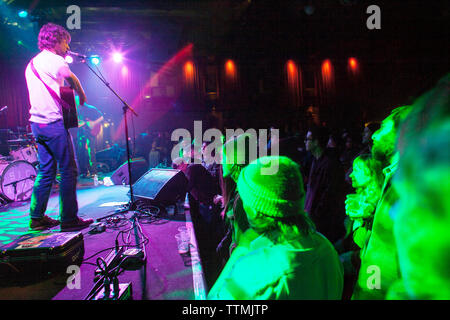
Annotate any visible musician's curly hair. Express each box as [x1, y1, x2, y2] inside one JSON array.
[[38, 23, 71, 51]]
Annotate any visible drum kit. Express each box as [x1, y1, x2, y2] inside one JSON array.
[[0, 129, 38, 204]]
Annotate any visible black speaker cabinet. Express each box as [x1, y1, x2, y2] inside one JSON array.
[[111, 158, 148, 185], [130, 168, 188, 206]]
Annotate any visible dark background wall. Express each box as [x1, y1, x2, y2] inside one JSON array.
[[0, 0, 448, 142]]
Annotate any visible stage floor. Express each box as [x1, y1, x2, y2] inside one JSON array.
[[0, 178, 206, 300]]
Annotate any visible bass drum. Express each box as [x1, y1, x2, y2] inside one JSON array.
[[0, 160, 37, 202]]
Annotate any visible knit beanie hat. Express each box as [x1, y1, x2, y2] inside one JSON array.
[[237, 156, 305, 222]]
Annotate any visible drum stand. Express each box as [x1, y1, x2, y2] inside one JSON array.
[[3, 174, 36, 202]]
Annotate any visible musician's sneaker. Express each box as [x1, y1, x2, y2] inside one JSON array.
[[60, 217, 94, 232], [29, 215, 60, 231]]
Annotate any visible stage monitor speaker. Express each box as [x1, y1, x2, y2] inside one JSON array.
[[111, 158, 148, 185], [130, 168, 188, 206]]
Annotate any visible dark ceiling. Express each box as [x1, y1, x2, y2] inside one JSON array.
[[0, 0, 448, 129], [1, 0, 448, 64]]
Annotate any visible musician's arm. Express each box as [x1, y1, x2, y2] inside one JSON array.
[[58, 65, 87, 105], [86, 115, 104, 130]]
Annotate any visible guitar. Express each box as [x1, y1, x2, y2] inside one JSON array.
[[59, 86, 79, 129], [30, 60, 79, 130]]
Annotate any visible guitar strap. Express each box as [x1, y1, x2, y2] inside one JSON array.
[[30, 59, 71, 112]]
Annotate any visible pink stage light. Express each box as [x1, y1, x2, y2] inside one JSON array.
[[121, 65, 128, 77], [112, 52, 123, 63]]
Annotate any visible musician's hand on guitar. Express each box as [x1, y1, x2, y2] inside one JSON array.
[[79, 93, 87, 106], [62, 67, 87, 106]]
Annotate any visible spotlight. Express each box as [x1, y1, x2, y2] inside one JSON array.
[[287, 60, 296, 73], [18, 10, 28, 18], [90, 55, 100, 65], [349, 57, 358, 69], [65, 55, 73, 64], [112, 52, 123, 63], [225, 59, 235, 73]]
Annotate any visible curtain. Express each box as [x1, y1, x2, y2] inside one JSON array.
[[0, 61, 30, 130]]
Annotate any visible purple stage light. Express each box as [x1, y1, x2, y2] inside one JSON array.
[[112, 52, 123, 63]]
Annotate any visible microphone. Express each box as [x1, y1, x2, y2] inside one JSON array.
[[0, 106, 7, 113], [67, 51, 87, 59]]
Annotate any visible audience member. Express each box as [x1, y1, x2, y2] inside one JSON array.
[[327, 131, 342, 160], [148, 139, 160, 169], [360, 121, 381, 155], [346, 154, 384, 249], [333, 153, 383, 299], [214, 134, 252, 264], [339, 133, 360, 173], [304, 126, 347, 243], [178, 141, 224, 290], [352, 105, 413, 300], [207, 156, 344, 300], [201, 141, 221, 181], [388, 74, 449, 299]]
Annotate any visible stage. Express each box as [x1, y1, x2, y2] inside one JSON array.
[[0, 176, 207, 300]]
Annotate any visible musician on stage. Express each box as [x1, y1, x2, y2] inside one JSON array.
[[75, 96, 104, 184], [25, 23, 93, 231]]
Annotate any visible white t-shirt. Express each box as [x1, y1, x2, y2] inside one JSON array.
[[25, 49, 69, 124]]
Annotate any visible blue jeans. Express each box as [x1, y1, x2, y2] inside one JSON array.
[[30, 120, 78, 223]]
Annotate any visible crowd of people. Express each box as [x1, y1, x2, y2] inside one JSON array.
[[95, 72, 447, 300], [166, 73, 449, 300]]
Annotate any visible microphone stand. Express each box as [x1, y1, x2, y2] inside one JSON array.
[[78, 57, 148, 299], [80, 58, 138, 218]]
